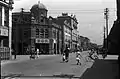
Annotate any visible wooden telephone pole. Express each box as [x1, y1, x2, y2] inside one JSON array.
[[104, 8, 109, 50]]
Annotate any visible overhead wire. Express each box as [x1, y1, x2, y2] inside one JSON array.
[[13, 8, 116, 12], [12, 8, 116, 25]]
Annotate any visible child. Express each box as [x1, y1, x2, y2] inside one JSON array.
[[62, 53, 66, 62], [76, 49, 82, 65]]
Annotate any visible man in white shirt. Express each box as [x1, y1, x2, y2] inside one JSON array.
[[36, 48, 39, 58]]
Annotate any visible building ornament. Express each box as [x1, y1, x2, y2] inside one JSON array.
[[64, 20, 70, 27]]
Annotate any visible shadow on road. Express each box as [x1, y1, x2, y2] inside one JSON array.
[[81, 59, 119, 79]]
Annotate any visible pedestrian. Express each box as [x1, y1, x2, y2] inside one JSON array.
[[36, 48, 39, 58], [12, 49, 17, 59], [64, 46, 70, 62], [76, 49, 82, 65]]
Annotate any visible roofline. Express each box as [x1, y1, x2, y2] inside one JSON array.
[[12, 11, 31, 15], [0, 1, 9, 7], [31, 3, 48, 11], [0, 1, 8, 5], [57, 15, 78, 24]]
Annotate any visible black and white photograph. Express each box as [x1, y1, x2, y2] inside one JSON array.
[[0, 0, 119, 79]]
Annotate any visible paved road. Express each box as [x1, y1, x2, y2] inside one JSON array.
[[1, 52, 93, 78]]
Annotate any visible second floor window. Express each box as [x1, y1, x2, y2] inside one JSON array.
[[40, 28, 44, 38], [4, 7, 9, 27], [36, 28, 39, 36], [44, 29, 49, 38]]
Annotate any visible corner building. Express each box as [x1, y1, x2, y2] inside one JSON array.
[[0, 0, 13, 60], [12, 2, 62, 55]]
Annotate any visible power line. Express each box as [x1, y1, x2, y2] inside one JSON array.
[[13, 8, 116, 12]]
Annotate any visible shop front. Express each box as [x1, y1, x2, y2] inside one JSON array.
[[35, 38, 49, 54]]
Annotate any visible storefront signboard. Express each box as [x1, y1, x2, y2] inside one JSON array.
[[36, 38, 49, 43], [0, 28, 8, 36]]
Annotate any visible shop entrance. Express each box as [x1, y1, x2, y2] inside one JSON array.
[[35, 43, 49, 54]]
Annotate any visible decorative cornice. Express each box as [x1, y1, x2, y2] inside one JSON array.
[[0, 1, 8, 6], [0, 1, 13, 9]]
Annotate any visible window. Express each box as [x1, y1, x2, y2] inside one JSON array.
[[53, 29, 56, 38], [24, 30, 28, 38], [41, 12, 44, 16], [0, 6, 2, 26], [14, 18, 17, 22], [41, 19, 44, 22], [4, 7, 9, 27], [36, 28, 39, 36], [44, 29, 49, 38], [40, 28, 44, 38], [0, 29, 1, 34], [59, 31, 62, 40]]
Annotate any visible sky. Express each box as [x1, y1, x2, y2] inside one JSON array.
[[12, 0, 117, 45]]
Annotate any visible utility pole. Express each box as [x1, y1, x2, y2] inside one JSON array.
[[9, 0, 14, 60], [104, 8, 109, 51], [21, 8, 24, 55], [103, 26, 106, 48]]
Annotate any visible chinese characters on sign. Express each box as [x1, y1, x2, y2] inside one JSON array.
[[36, 39, 49, 43], [0, 47, 10, 52], [0, 28, 8, 36]]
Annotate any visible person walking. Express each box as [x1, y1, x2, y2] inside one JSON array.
[[76, 49, 82, 65], [64, 46, 70, 62], [36, 48, 39, 58]]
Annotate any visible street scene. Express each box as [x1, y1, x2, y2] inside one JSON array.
[[1, 51, 94, 78], [0, 0, 120, 79]]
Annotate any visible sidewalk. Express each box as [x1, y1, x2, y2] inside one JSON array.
[[1, 55, 56, 66], [80, 59, 119, 79]]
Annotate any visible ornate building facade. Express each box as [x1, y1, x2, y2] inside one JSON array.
[[57, 13, 78, 53], [12, 2, 62, 55]]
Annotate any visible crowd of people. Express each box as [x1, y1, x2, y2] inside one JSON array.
[[28, 45, 103, 62]]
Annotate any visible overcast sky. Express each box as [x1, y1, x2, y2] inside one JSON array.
[[13, 0, 117, 45]]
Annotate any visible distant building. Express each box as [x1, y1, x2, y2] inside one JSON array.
[[57, 13, 78, 53], [77, 36, 91, 51], [12, 2, 62, 55], [48, 16, 62, 54], [0, 0, 13, 60]]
